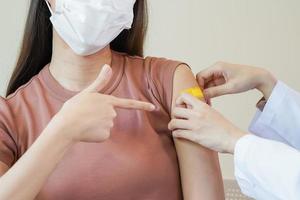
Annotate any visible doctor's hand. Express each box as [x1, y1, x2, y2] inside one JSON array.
[[49, 65, 155, 143], [197, 62, 277, 100], [168, 93, 247, 154]]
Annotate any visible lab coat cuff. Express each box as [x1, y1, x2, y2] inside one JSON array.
[[234, 134, 256, 172], [249, 81, 287, 134]]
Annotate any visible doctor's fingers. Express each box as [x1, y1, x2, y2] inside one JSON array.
[[196, 76, 205, 89], [196, 62, 226, 83], [172, 107, 203, 120], [205, 76, 226, 88], [172, 130, 201, 144], [168, 119, 196, 131], [176, 93, 208, 109], [204, 82, 236, 99]]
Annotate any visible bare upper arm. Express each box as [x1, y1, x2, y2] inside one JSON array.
[[172, 64, 200, 107], [172, 64, 224, 199]]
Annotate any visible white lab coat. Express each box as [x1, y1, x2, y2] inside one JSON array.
[[234, 81, 300, 200]]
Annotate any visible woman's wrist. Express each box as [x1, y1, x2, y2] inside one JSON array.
[[256, 69, 277, 100], [44, 114, 77, 145]]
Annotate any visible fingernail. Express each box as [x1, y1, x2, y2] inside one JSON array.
[[150, 104, 156, 110], [203, 90, 209, 97], [182, 93, 189, 98], [102, 64, 111, 75]]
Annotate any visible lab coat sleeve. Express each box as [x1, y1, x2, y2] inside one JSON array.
[[234, 134, 300, 200], [249, 81, 300, 150]]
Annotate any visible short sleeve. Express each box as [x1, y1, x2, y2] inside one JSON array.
[[0, 127, 17, 167], [0, 98, 18, 167], [145, 57, 189, 114]]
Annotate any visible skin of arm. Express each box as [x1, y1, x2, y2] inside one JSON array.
[[0, 123, 74, 200], [172, 65, 225, 200]]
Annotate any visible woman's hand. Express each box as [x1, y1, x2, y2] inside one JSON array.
[[0, 64, 156, 200], [196, 62, 277, 100], [50, 64, 155, 143], [168, 93, 247, 154]]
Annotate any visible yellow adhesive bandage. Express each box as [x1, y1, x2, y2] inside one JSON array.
[[181, 87, 204, 99]]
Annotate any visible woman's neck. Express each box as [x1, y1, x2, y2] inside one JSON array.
[[49, 32, 112, 92]]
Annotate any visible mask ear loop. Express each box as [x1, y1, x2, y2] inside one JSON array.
[[45, 0, 54, 15], [44, 0, 84, 43]]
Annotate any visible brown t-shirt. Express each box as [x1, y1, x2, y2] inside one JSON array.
[[0, 51, 186, 200]]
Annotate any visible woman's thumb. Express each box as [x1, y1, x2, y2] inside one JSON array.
[[82, 64, 112, 93]]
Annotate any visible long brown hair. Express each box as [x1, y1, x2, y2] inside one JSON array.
[[6, 0, 148, 97]]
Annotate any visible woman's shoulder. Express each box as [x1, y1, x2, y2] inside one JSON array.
[[0, 95, 15, 142], [145, 56, 186, 67], [4, 71, 42, 103], [144, 56, 189, 77], [117, 51, 188, 74], [0, 68, 45, 125]]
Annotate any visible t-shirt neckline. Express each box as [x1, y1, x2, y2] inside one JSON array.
[[39, 51, 124, 102]]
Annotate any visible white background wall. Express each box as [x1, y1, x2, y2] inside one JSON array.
[[1, 0, 300, 179]]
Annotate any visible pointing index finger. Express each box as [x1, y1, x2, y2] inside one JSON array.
[[112, 97, 156, 111]]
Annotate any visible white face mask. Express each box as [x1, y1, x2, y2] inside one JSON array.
[[46, 0, 136, 56]]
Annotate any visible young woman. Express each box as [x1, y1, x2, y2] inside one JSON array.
[[0, 0, 224, 199]]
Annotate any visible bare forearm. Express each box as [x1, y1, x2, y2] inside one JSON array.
[[175, 139, 225, 200], [0, 120, 73, 200]]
